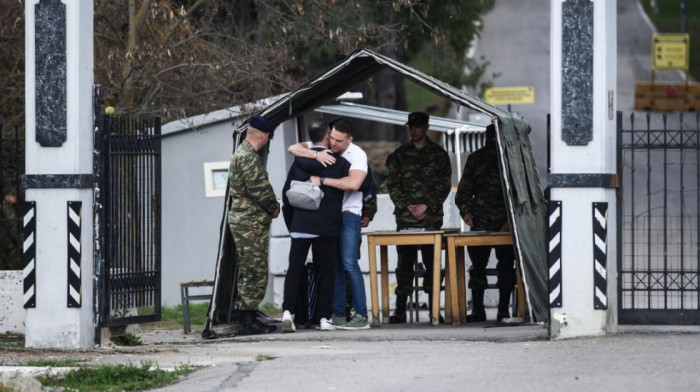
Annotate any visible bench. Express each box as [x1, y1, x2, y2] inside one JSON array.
[[180, 280, 214, 334]]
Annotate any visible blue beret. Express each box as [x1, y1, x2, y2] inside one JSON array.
[[249, 115, 274, 133]]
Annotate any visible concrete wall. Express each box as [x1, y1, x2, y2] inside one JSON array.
[[0, 272, 24, 333]]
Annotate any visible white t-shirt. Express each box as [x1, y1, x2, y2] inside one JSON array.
[[340, 142, 368, 216]]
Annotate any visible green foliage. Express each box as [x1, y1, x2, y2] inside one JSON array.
[[37, 362, 194, 392], [256, 354, 276, 361], [401, 0, 495, 89], [24, 359, 79, 367], [110, 333, 142, 347], [139, 302, 210, 330], [259, 302, 283, 315], [642, 1, 700, 80], [0, 333, 23, 349]]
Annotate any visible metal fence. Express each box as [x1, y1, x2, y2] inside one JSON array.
[[0, 125, 24, 271], [618, 111, 700, 324], [96, 114, 162, 326]]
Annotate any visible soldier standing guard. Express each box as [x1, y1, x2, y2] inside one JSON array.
[[385, 112, 452, 323], [454, 124, 515, 323], [228, 115, 281, 336]]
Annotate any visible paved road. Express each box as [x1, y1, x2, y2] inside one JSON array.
[[4, 321, 700, 391], [464, 0, 683, 185]]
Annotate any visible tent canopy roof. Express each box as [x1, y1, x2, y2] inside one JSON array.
[[236, 49, 511, 133]]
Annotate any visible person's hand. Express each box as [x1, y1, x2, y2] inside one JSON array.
[[500, 220, 510, 232], [309, 176, 321, 185], [272, 203, 280, 219], [316, 149, 336, 167], [361, 216, 370, 227], [408, 204, 428, 221], [462, 212, 474, 227]]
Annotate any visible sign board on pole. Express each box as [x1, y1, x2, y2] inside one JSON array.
[[483, 86, 535, 106], [652, 33, 689, 71]]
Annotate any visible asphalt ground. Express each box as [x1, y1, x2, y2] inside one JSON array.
[[2, 309, 700, 391]]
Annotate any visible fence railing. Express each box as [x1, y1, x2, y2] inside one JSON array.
[[0, 125, 24, 271]]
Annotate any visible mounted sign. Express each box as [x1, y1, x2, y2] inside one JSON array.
[[652, 33, 689, 71], [483, 86, 535, 106]]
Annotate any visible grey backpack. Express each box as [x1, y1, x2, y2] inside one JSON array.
[[286, 180, 324, 210]]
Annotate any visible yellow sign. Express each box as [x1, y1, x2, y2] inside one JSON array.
[[652, 33, 689, 71], [483, 86, 535, 105]]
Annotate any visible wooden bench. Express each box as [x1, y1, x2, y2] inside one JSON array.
[[180, 280, 214, 333]]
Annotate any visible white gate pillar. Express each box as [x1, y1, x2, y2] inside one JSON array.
[[548, 0, 618, 339], [24, 0, 95, 348]]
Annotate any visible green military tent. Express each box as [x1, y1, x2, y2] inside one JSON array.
[[204, 49, 548, 336]]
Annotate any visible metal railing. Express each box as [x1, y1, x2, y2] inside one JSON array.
[[618, 112, 700, 324]]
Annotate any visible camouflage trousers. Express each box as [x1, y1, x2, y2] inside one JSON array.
[[229, 222, 270, 311], [394, 244, 438, 296], [466, 245, 515, 290]]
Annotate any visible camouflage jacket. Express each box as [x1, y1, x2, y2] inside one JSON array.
[[454, 142, 508, 231], [228, 140, 278, 227], [385, 138, 451, 229]]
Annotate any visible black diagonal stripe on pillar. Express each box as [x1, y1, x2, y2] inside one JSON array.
[[548, 201, 563, 307], [593, 202, 608, 310], [67, 201, 82, 307], [23, 201, 37, 308]]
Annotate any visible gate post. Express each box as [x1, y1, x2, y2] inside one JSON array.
[[23, 0, 95, 348], [548, 0, 618, 339]]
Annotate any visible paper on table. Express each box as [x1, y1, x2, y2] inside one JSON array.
[[400, 228, 426, 232]]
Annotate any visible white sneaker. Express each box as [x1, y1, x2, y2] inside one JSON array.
[[282, 310, 296, 333], [319, 318, 336, 331]]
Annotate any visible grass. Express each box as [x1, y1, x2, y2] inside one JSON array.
[[23, 359, 80, 367], [641, 0, 700, 80], [255, 354, 276, 361], [110, 333, 142, 346], [37, 361, 194, 392], [139, 301, 283, 331]]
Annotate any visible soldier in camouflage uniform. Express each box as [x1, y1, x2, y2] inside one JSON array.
[[454, 124, 515, 323], [0, 186, 20, 270], [228, 115, 280, 335], [385, 112, 451, 323]]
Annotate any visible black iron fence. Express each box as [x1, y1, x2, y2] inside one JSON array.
[[95, 114, 162, 327], [0, 125, 24, 271], [618, 111, 700, 324]]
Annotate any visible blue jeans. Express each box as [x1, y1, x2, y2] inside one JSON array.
[[333, 212, 367, 318]]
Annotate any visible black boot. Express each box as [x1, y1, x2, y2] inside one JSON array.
[[238, 310, 277, 336], [467, 289, 486, 322], [427, 293, 445, 324], [497, 288, 513, 322], [389, 295, 407, 324]]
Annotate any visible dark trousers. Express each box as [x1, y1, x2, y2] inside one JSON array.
[[283, 237, 337, 319], [395, 244, 436, 296], [467, 245, 516, 290]]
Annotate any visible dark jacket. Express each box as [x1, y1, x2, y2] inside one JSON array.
[[282, 147, 350, 237]]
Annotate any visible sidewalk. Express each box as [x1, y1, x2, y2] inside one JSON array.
[[3, 309, 700, 391]]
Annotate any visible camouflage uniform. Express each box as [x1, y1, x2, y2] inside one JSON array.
[[228, 140, 279, 310], [386, 138, 451, 295], [454, 140, 515, 291]]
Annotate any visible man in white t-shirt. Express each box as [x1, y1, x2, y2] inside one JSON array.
[[287, 118, 370, 330]]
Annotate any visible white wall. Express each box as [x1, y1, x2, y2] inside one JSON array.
[[0, 272, 24, 334]]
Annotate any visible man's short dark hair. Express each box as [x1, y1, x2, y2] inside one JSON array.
[[330, 118, 353, 136], [308, 119, 329, 143]]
